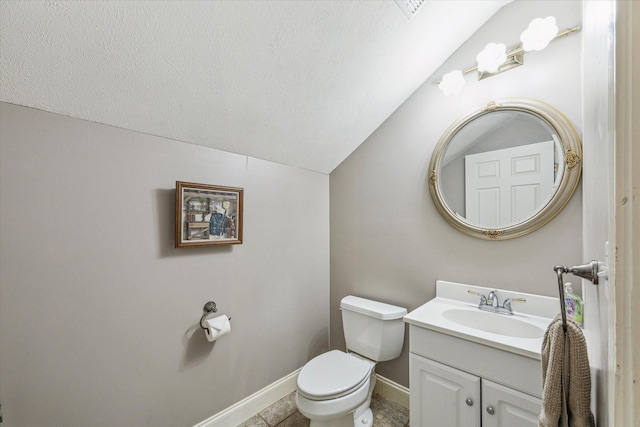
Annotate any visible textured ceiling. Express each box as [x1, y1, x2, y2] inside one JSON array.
[[0, 1, 509, 173]]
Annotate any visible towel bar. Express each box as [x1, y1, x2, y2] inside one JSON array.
[[553, 266, 569, 332], [553, 260, 602, 331]]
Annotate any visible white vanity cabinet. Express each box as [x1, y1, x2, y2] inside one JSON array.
[[403, 281, 558, 427], [482, 379, 541, 427], [408, 325, 542, 427], [410, 354, 481, 426]]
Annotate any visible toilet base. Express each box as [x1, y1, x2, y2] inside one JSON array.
[[308, 407, 372, 427], [308, 413, 354, 427], [353, 408, 373, 427]]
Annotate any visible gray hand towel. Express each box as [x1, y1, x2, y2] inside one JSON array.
[[539, 314, 595, 427]]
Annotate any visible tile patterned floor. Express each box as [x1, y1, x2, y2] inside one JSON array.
[[237, 391, 409, 427]]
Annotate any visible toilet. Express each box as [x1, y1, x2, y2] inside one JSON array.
[[296, 296, 407, 427]]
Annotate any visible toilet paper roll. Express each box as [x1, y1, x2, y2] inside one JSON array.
[[204, 315, 231, 342]]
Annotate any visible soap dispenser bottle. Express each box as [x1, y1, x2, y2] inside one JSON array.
[[564, 282, 584, 327]]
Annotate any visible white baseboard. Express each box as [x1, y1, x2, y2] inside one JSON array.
[[193, 369, 409, 427], [193, 368, 300, 427], [373, 374, 410, 409]]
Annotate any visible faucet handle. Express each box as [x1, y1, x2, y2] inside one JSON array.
[[467, 290, 487, 305], [502, 297, 526, 311]]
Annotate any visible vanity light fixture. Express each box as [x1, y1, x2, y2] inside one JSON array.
[[437, 16, 580, 96]]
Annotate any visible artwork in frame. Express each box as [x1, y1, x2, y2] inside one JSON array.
[[175, 181, 243, 247]]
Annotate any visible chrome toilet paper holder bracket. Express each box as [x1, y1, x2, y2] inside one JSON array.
[[200, 301, 231, 329]]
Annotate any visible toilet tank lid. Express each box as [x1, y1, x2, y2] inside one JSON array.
[[340, 296, 407, 320]]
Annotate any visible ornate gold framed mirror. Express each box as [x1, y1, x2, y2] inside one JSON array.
[[428, 99, 582, 240]]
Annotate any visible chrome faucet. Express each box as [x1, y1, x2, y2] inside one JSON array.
[[468, 289, 526, 315]]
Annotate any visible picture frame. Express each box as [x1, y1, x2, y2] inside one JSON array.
[[175, 181, 243, 247]]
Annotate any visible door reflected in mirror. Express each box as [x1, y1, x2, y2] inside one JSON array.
[[429, 100, 581, 240], [440, 110, 562, 228]]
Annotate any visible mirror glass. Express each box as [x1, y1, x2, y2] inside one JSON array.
[[429, 99, 581, 240]]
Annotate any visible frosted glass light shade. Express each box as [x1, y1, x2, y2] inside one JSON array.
[[476, 43, 507, 73], [438, 70, 465, 96], [520, 16, 558, 51]]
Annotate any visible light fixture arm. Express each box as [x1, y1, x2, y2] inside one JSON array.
[[507, 25, 581, 59], [437, 25, 581, 85]]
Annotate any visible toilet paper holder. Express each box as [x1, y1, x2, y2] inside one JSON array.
[[200, 301, 231, 329]]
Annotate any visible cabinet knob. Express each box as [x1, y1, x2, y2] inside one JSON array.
[[465, 398, 474, 406], [486, 406, 495, 415]]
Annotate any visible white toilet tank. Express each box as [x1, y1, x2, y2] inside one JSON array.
[[340, 296, 407, 362]]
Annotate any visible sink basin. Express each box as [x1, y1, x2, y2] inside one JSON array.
[[441, 308, 545, 339]]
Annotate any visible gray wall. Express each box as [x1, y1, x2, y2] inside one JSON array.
[[0, 103, 330, 426], [330, 1, 583, 387]]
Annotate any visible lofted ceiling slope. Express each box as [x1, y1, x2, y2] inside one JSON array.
[[0, 1, 509, 174]]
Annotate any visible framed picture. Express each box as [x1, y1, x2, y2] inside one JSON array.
[[175, 181, 243, 247]]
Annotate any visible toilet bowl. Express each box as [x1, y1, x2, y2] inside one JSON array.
[[295, 296, 407, 427], [296, 350, 376, 427]]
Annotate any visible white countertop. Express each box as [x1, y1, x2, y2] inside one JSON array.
[[403, 280, 559, 360]]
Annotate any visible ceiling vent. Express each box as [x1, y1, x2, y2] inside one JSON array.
[[395, 0, 426, 19]]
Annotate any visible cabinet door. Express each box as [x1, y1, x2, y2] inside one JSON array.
[[409, 353, 480, 427], [482, 379, 542, 427]]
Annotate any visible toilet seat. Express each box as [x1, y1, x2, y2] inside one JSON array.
[[297, 350, 372, 401]]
